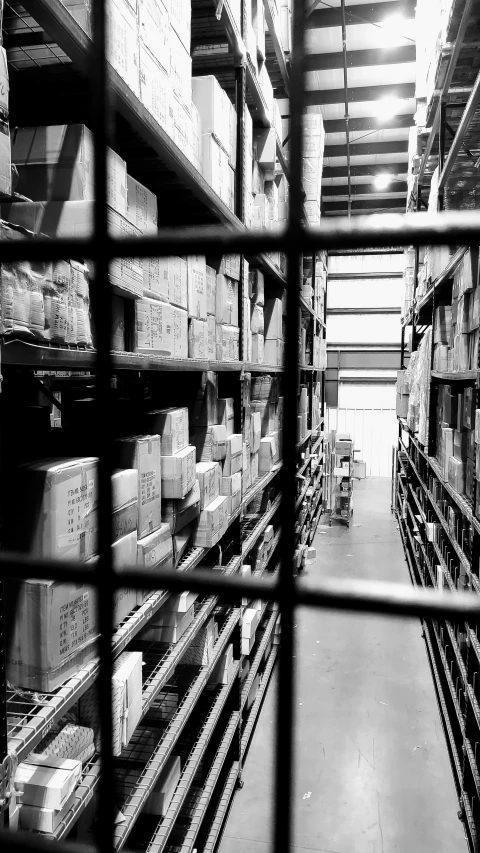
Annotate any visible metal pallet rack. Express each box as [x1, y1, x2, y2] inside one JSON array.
[[0, 0, 326, 847]]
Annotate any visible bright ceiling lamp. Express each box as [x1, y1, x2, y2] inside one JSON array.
[[373, 97, 403, 119], [379, 14, 415, 46], [373, 174, 392, 190]]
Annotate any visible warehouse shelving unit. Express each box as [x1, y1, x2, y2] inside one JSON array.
[[396, 7, 480, 847], [0, 0, 326, 846]]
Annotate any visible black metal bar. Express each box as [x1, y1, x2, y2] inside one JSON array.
[[4, 211, 480, 261], [340, 0, 352, 220], [272, 0, 305, 843], [90, 0, 115, 845]]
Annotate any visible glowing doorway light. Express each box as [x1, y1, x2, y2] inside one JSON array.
[[372, 98, 403, 119], [378, 14, 415, 47], [373, 174, 392, 190]]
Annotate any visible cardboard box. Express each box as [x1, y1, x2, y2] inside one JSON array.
[[263, 338, 283, 366], [219, 255, 241, 280], [144, 407, 189, 456], [193, 424, 227, 462], [19, 791, 76, 833], [191, 495, 229, 546], [168, 590, 198, 613], [79, 651, 142, 755], [206, 265, 216, 315], [454, 429, 468, 461], [12, 125, 128, 216], [144, 755, 181, 816], [138, 0, 170, 74], [172, 306, 189, 358], [221, 472, 242, 516], [251, 412, 261, 453], [137, 523, 173, 573], [192, 75, 231, 156], [161, 446, 196, 498], [165, 257, 188, 309], [216, 275, 239, 326], [192, 371, 218, 425], [111, 531, 138, 573], [218, 397, 235, 436], [251, 451, 259, 483], [195, 461, 221, 509], [251, 400, 276, 437], [188, 318, 208, 359], [208, 643, 234, 685], [162, 481, 201, 533], [241, 633, 256, 656], [216, 323, 240, 361], [115, 436, 162, 538], [140, 604, 194, 642], [201, 134, 232, 206], [448, 456, 466, 494], [15, 755, 82, 810], [187, 255, 207, 320], [206, 314, 216, 359], [135, 298, 173, 354], [126, 175, 157, 234], [18, 457, 98, 563], [464, 386, 476, 429], [223, 434, 243, 476], [259, 435, 276, 473], [139, 42, 172, 131]]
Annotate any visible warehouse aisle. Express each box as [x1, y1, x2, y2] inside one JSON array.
[[220, 477, 466, 853]]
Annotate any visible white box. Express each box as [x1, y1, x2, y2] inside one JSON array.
[[172, 306, 189, 357], [241, 633, 256, 655], [216, 274, 239, 325], [192, 495, 229, 546], [162, 480, 200, 533], [137, 523, 173, 572], [259, 435, 276, 473], [169, 30, 192, 104], [135, 298, 173, 354], [79, 651, 142, 756], [144, 407, 189, 456], [144, 755, 181, 816], [187, 255, 207, 320], [196, 461, 221, 509], [218, 397, 235, 435], [168, 590, 198, 613], [206, 314, 216, 359], [126, 175, 157, 234], [192, 75, 231, 157], [224, 433, 243, 476], [251, 450, 259, 482], [264, 338, 283, 366], [188, 318, 208, 359], [161, 446, 196, 498], [193, 425, 227, 462], [115, 435, 162, 538], [170, 0, 191, 49], [140, 605, 194, 642], [251, 333, 264, 364], [19, 791, 76, 833], [15, 756, 82, 811], [216, 324, 240, 361], [112, 469, 138, 541], [164, 257, 188, 309], [139, 43, 172, 132], [138, 0, 170, 75], [206, 265, 217, 315], [221, 471, 242, 511], [201, 133, 231, 204]]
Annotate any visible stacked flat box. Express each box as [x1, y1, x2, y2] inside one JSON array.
[[193, 424, 227, 462], [216, 324, 240, 361], [140, 604, 195, 643], [144, 407, 189, 456], [188, 318, 208, 359], [196, 461, 221, 509], [259, 435, 276, 473], [187, 255, 207, 319], [135, 298, 173, 354], [79, 651, 142, 756], [224, 434, 243, 476], [162, 481, 200, 533], [161, 446, 196, 498], [164, 257, 188, 310], [115, 436, 162, 538], [192, 495, 229, 546], [218, 397, 235, 435], [192, 371, 218, 425], [221, 472, 242, 517]]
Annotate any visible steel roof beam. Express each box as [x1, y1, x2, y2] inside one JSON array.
[[307, 0, 415, 29], [325, 139, 409, 157], [323, 114, 414, 133], [323, 162, 408, 179], [323, 198, 406, 212], [322, 182, 407, 197], [306, 82, 415, 106], [306, 44, 415, 71]]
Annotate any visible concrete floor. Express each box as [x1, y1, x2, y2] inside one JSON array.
[[220, 477, 467, 853]]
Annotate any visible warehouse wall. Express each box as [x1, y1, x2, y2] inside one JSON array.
[[326, 251, 403, 476]]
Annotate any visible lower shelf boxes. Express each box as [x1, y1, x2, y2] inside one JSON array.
[[15, 754, 82, 812], [139, 603, 195, 643], [191, 495, 229, 546], [208, 643, 234, 685], [79, 651, 143, 757], [144, 754, 181, 816]]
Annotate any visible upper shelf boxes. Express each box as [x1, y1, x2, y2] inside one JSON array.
[[192, 76, 236, 212]]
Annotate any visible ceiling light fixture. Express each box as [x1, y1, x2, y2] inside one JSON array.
[[373, 174, 392, 190], [379, 14, 415, 46], [373, 98, 403, 119]]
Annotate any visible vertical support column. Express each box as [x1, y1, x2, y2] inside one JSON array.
[[411, 185, 422, 354], [0, 581, 8, 829], [438, 102, 447, 210]]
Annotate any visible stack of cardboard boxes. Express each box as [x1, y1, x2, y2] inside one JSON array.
[[63, 0, 201, 172], [432, 249, 479, 373], [436, 384, 476, 501], [248, 374, 283, 477], [192, 76, 236, 212]]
